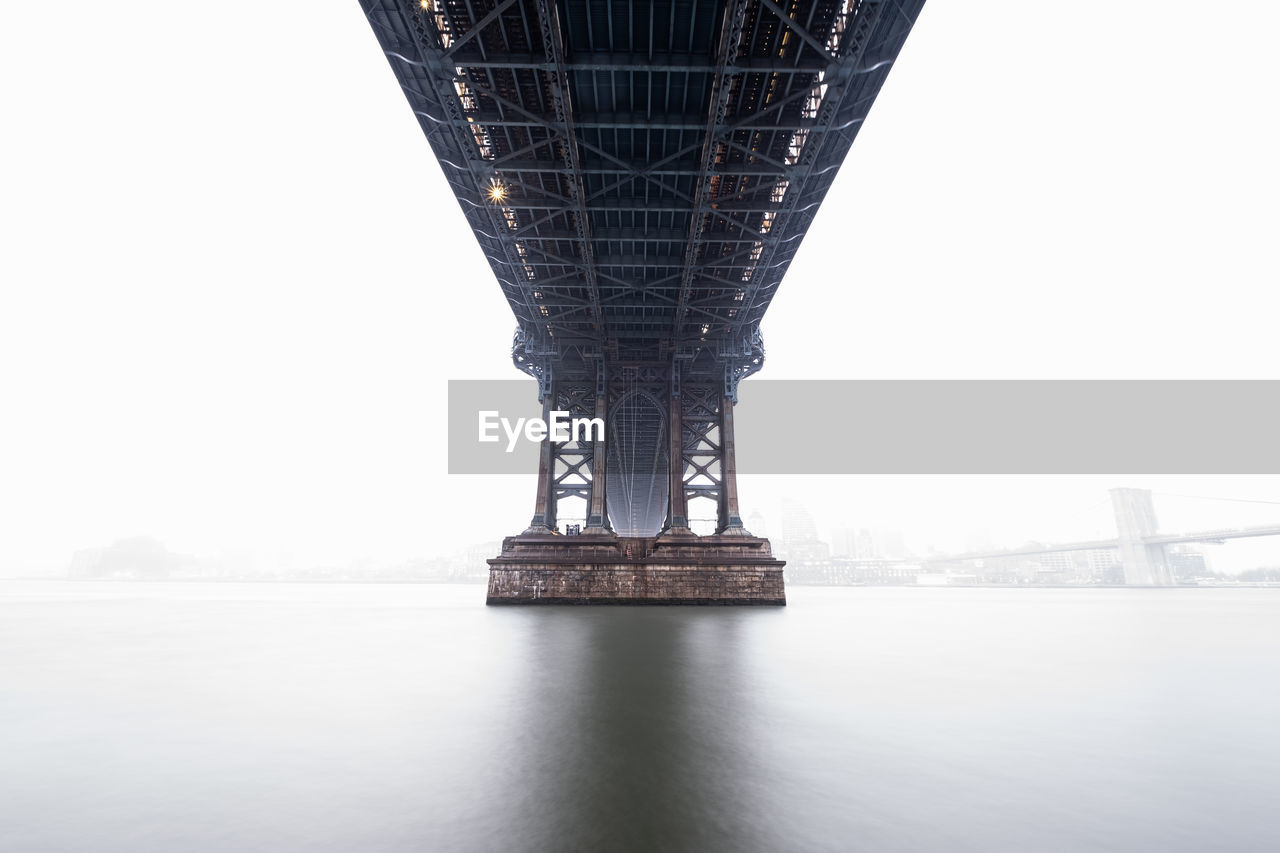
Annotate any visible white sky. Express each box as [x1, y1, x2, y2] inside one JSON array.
[[2, 2, 1278, 574]]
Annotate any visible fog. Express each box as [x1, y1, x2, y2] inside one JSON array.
[[2, 2, 1277, 576]]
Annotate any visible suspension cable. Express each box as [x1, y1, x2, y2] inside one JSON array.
[[1154, 492, 1280, 507]]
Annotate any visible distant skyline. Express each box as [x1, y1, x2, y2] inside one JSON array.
[[2, 2, 1278, 575], [12, 477, 1280, 579]]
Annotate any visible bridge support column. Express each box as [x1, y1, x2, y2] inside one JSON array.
[[583, 390, 611, 535], [1111, 487, 1173, 586], [664, 391, 693, 536], [524, 396, 555, 534], [717, 395, 748, 535]]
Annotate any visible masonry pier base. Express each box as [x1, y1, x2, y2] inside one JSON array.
[[486, 534, 786, 605]]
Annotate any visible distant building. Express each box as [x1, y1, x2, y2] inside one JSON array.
[[459, 541, 504, 582], [854, 528, 876, 559], [787, 556, 923, 586], [1166, 544, 1209, 580], [781, 499, 818, 544], [831, 527, 858, 558], [779, 499, 829, 563], [870, 525, 906, 559]]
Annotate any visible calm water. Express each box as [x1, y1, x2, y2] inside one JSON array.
[[2, 581, 1279, 852]]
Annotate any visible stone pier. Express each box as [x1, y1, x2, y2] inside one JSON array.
[[487, 534, 785, 605]]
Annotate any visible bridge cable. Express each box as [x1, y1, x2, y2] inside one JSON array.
[[1153, 492, 1280, 507]]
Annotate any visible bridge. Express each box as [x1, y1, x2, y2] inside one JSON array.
[[926, 488, 1280, 586], [357, 0, 926, 602]]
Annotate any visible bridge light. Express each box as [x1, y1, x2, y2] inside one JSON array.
[[487, 179, 509, 204], [419, 0, 431, 9]]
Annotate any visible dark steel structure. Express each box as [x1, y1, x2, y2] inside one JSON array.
[[358, 0, 925, 601]]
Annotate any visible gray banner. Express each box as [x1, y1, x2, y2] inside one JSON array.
[[449, 380, 1280, 475]]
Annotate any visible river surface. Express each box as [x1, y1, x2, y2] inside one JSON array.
[[2, 581, 1279, 852]]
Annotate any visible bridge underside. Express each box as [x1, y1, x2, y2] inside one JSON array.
[[359, 0, 924, 602]]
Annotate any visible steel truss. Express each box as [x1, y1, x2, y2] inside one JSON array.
[[522, 364, 751, 538], [359, 0, 925, 370]]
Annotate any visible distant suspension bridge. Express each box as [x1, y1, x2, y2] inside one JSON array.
[[927, 488, 1280, 585]]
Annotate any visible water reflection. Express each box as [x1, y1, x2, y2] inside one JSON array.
[[495, 608, 782, 852], [3, 584, 1280, 853]]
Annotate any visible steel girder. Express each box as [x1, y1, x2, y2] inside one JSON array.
[[547, 381, 597, 527], [358, 0, 926, 385]]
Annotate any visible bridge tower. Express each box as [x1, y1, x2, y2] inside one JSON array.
[[1110, 488, 1174, 586], [487, 355, 785, 604]]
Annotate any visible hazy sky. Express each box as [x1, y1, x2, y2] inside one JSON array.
[[2, 2, 1278, 574]]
